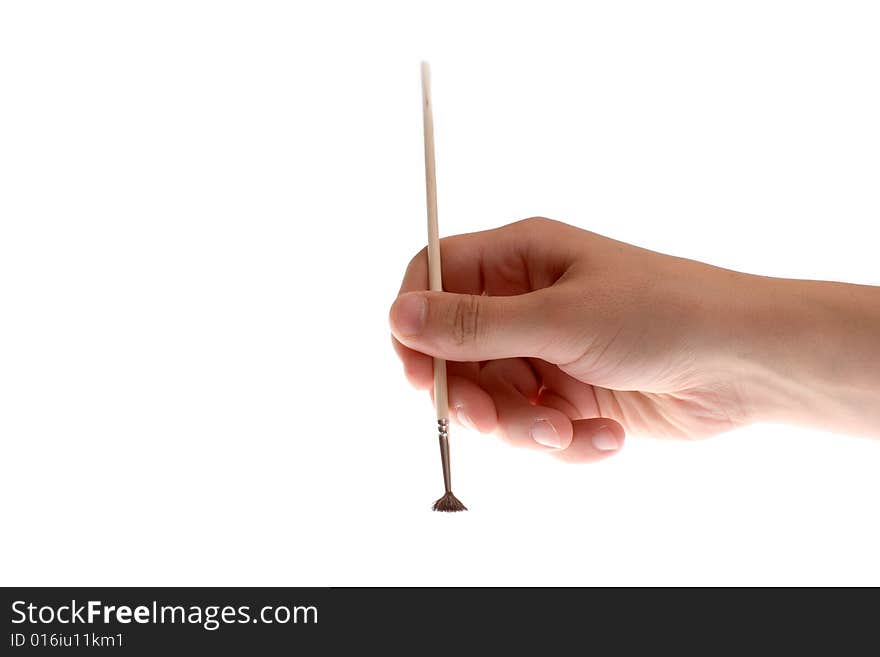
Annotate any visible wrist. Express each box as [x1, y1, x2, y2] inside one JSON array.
[[715, 273, 880, 435]]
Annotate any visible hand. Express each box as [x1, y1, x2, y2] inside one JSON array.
[[389, 217, 749, 463], [389, 217, 880, 463]]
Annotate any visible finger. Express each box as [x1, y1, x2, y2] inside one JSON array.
[[446, 360, 481, 382], [551, 418, 626, 464], [427, 374, 497, 433], [537, 389, 581, 418], [392, 239, 483, 391], [390, 288, 568, 363], [480, 357, 539, 400], [392, 248, 434, 390], [391, 238, 487, 388], [391, 336, 433, 390], [447, 375, 497, 433], [398, 224, 556, 298], [531, 358, 601, 418], [538, 384, 627, 463], [397, 238, 483, 297], [391, 220, 583, 364], [480, 363, 573, 451]]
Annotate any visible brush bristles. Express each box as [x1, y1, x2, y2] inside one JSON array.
[[432, 491, 467, 512]]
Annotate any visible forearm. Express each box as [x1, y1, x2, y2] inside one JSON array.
[[721, 274, 880, 436]]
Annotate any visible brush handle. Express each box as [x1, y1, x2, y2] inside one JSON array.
[[421, 62, 449, 423]]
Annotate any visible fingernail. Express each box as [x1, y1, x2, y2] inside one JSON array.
[[530, 419, 563, 448], [591, 428, 620, 451], [455, 406, 477, 431], [392, 294, 426, 337]]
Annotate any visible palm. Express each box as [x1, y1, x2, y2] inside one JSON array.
[[548, 359, 743, 439], [452, 353, 744, 441]]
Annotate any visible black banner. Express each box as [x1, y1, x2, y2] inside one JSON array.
[[0, 587, 870, 653]]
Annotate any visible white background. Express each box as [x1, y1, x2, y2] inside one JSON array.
[[2, 1, 879, 586]]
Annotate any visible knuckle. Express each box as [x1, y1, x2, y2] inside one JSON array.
[[451, 294, 483, 345], [509, 216, 560, 237], [519, 216, 552, 228]]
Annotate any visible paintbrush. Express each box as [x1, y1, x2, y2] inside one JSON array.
[[420, 62, 467, 512]]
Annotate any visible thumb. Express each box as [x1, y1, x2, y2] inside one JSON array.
[[389, 290, 562, 362]]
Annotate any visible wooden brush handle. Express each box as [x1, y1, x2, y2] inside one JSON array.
[[421, 62, 449, 423]]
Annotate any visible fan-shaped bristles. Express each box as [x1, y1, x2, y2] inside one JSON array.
[[432, 491, 467, 512]]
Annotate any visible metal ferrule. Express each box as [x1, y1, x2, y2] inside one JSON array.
[[437, 418, 452, 493]]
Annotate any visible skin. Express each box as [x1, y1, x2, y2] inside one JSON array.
[[389, 217, 880, 464]]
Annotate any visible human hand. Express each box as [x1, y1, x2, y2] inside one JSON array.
[[389, 217, 880, 463]]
